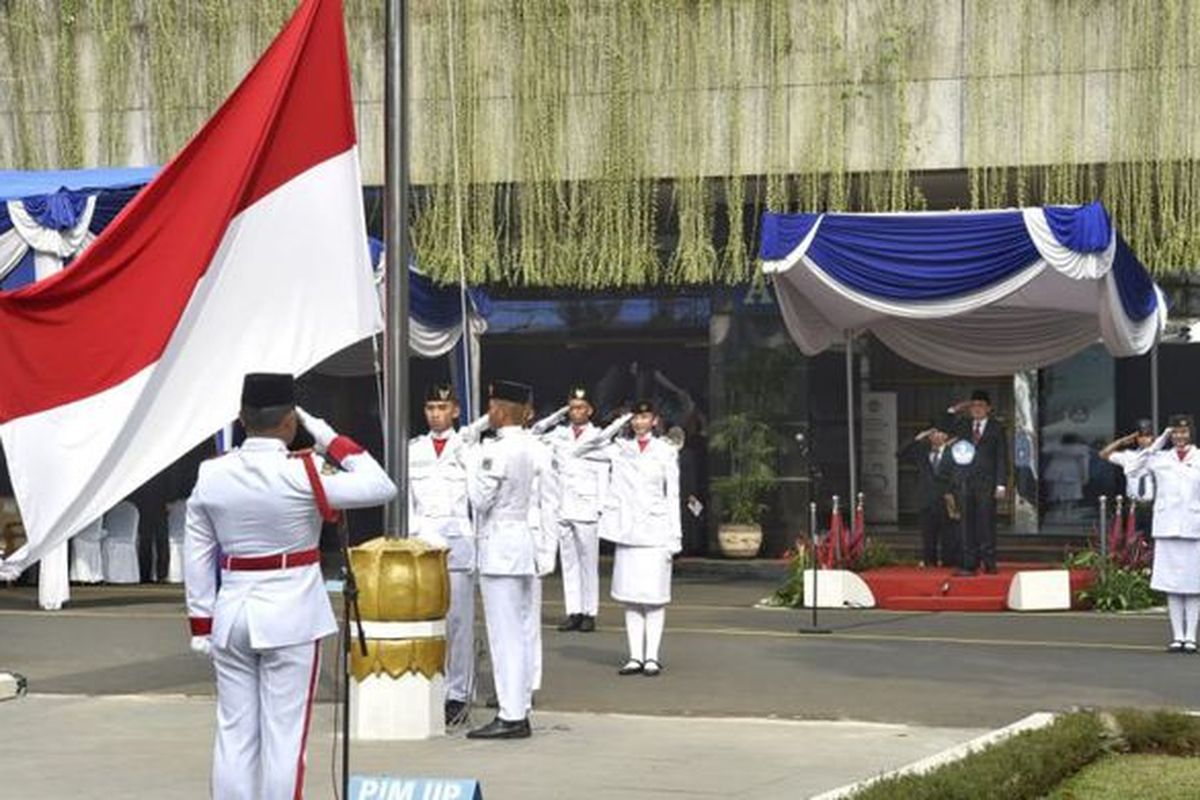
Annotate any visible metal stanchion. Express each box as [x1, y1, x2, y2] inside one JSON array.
[[798, 501, 832, 635], [1098, 494, 1108, 563], [831, 494, 842, 568]]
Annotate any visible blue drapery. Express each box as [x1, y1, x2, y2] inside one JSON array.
[[759, 205, 1159, 323]]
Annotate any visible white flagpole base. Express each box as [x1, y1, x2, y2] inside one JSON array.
[[350, 672, 446, 740]]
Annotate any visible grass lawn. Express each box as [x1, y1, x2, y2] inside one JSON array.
[[1046, 754, 1200, 799]]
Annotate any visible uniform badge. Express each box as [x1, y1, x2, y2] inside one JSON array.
[[438, 387, 451, 400], [573, 388, 586, 399], [321, 461, 339, 476]]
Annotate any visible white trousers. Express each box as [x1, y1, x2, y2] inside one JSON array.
[[558, 519, 599, 616], [211, 610, 321, 800], [528, 577, 543, 693], [446, 568, 477, 703], [37, 540, 70, 610], [480, 574, 533, 722]]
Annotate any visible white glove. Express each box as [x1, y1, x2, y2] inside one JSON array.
[[190, 635, 212, 657], [296, 406, 337, 452]]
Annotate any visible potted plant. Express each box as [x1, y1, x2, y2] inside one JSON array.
[[709, 412, 776, 558]]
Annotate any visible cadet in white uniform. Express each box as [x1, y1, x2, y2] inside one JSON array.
[[578, 400, 681, 677], [466, 380, 543, 739], [1128, 414, 1200, 653], [408, 383, 476, 725], [1101, 418, 1156, 537], [185, 373, 397, 799], [531, 384, 607, 632]]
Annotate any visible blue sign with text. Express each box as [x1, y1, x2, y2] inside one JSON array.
[[349, 776, 482, 800]]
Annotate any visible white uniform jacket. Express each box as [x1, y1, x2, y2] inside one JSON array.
[[1108, 449, 1156, 502], [468, 426, 552, 576], [1130, 438, 1200, 539], [540, 423, 609, 523], [185, 436, 397, 649], [408, 430, 473, 568], [576, 419, 681, 553]]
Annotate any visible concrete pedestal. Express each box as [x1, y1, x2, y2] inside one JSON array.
[[803, 569, 876, 609], [1006, 569, 1071, 611]]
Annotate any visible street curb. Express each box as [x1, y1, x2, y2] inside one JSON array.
[[808, 711, 1057, 799]]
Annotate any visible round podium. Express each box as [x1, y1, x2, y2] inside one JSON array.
[[348, 536, 450, 740]]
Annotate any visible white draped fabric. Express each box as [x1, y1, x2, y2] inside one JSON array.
[[1, 195, 97, 283], [761, 207, 1166, 375]]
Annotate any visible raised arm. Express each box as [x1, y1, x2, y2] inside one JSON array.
[[574, 412, 632, 459], [531, 405, 570, 436], [296, 407, 398, 509], [458, 413, 492, 447]]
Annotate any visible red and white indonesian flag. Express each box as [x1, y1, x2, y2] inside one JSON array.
[[0, 0, 380, 577]]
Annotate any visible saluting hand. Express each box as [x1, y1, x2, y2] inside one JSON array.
[[295, 407, 337, 453]]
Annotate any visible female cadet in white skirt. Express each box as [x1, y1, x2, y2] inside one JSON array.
[[577, 400, 681, 676], [1130, 414, 1200, 652]]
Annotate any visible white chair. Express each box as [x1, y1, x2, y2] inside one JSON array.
[[38, 539, 70, 610], [102, 501, 141, 584], [165, 500, 186, 584], [69, 518, 107, 584]]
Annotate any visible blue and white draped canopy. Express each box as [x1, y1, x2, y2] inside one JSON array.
[[0, 168, 153, 289], [759, 202, 1166, 375], [0, 169, 489, 362]]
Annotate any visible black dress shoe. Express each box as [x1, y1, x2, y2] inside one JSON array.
[[642, 659, 662, 677], [466, 716, 531, 739], [982, 564, 998, 575], [556, 614, 582, 632], [618, 659, 644, 676], [445, 699, 468, 726], [578, 615, 596, 632]]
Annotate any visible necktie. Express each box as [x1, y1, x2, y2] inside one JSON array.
[[973, 421, 982, 443], [432, 437, 447, 457], [930, 449, 941, 469]]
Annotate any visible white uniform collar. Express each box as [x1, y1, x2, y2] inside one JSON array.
[[495, 425, 523, 438], [430, 429, 453, 441], [241, 437, 287, 452]]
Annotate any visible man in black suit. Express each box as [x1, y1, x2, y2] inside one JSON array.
[[898, 416, 959, 568], [949, 390, 1008, 575]]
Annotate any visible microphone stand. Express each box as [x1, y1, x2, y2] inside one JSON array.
[[338, 514, 368, 800]]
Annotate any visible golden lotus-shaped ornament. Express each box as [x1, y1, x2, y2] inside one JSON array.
[[350, 536, 450, 621]]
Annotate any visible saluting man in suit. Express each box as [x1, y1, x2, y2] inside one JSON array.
[[184, 373, 397, 800], [466, 379, 546, 740], [948, 390, 1008, 575], [408, 383, 476, 726], [530, 384, 608, 633], [897, 415, 959, 568]]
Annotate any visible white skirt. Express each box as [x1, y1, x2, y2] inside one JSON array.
[[611, 544, 673, 606], [1151, 538, 1200, 594]]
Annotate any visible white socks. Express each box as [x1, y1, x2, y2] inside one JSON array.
[[624, 604, 666, 663], [644, 606, 665, 663], [1168, 594, 1190, 642], [625, 608, 646, 662]]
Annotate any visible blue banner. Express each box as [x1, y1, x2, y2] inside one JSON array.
[[349, 776, 482, 800]]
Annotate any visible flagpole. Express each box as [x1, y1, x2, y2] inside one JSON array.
[[384, 0, 410, 539]]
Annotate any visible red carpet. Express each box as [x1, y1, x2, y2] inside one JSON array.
[[859, 563, 1095, 611]]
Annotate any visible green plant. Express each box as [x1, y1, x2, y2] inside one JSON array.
[[848, 538, 899, 572], [1076, 566, 1162, 612], [763, 540, 811, 608], [708, 412, 776, 526]]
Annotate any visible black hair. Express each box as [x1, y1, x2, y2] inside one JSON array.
[[241, 404, 294, 433]]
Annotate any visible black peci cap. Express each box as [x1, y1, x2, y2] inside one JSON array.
[[631, 399, 655, 414], [425, 383, 457, 403], [567, 384, 591, 403], [489, 379, 533, 404], [1135, 418, 1154, 435], [970, 390, 991, 405], [241, 373, 295, 409], [1169, 414, 1194, 431]]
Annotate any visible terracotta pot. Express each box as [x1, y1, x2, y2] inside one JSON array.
[[718, 523, 763, 559]]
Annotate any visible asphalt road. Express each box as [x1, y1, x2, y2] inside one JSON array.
[[1, 574, 1193, 728]]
